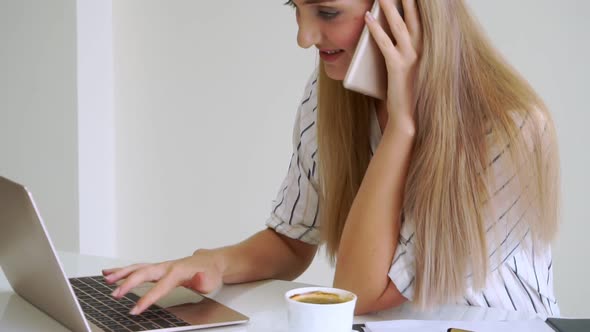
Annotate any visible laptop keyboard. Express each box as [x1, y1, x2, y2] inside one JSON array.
[[69, 276, 191, 332]]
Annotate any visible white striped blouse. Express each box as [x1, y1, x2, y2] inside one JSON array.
[[265, 69, 559, 316]]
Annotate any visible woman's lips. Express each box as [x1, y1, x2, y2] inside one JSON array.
[[319, 49, 344, 63]]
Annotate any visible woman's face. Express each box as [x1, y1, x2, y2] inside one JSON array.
[[289, 0, 374, 81]]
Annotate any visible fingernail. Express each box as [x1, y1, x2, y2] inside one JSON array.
[[365, 11, 374, 21], [111, 288, 119, 297], [129, 306, 139, 315]]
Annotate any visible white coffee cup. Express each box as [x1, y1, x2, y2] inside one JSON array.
[[285, 286, 357, 332]]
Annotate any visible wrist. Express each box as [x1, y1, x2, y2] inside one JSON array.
[[194, 248, 228, 277], [384, 114, 416, 140]]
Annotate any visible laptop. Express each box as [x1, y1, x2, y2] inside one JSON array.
[[0, 176, 249, 332]]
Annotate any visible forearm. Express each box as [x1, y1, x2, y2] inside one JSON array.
[[208, 228, 317, 284], [334, 124, 414, 313]]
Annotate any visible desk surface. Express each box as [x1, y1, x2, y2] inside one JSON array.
[[1, 252, 544, 331]]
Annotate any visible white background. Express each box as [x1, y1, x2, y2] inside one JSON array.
[[0, 0, 588, 317]]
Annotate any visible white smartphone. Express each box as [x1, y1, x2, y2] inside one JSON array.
[[343, 0, 403, 100]]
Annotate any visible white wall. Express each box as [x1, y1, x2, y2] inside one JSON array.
[[0, 0, 79, 252], [112, 1, 319, 264], [77, 0, 117, 257]]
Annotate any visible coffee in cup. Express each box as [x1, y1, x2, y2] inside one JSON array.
[[289, 290, 354, 304]]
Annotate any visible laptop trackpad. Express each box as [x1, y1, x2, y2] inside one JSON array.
[[130, 284, 249, 327]]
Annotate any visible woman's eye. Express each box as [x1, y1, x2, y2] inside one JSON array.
[[284, 2, 338, 20], [318, 10, 340, 19]]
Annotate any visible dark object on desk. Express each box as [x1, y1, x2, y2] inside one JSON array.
[[546, 318, 590, 332], [352, 323, 366, 331], [355, 324, 475, 332]]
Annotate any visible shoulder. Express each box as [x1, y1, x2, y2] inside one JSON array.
[[291, 68, 320, 177], [294, 68, 319, 148], [484, 105, 554, 162], [297, 68, 319, 116]]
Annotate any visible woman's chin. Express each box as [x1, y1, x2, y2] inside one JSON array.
[[322, 63, 347, 81]]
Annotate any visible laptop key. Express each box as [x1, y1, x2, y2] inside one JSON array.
[[104, 321, 123, 328], [157, 311, 176, 319], [113, 315, 129, 323], [85, 309, 99, 317], [96, 316, 113, 324], [108, 327, 132, 332], [139, 322, 162, 330], [123, 324, 144, 331], [142, 313, 159, 320], [130, 316, 149, 323], [119, 320, 138, 327], [103, 309, 119, 316], [152, 320, 175, 328]]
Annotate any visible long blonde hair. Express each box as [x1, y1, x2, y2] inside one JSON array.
[[317, 0, 560, 308]]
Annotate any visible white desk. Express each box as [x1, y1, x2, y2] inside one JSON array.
[[0, 252, 543, 331]]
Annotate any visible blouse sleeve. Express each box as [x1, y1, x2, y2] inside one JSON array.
[[388, 217, 417, 300], [265, 69, 322, 245]]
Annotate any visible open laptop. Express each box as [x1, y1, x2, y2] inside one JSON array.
[[0, 176, 249, 332]]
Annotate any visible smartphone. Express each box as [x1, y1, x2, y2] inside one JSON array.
[[343, 0, 403, 100]]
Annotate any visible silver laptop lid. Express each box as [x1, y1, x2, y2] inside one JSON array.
[[0, 176, 90, 332]]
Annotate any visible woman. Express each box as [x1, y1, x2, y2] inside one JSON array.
[[104, 0, 560, 316]]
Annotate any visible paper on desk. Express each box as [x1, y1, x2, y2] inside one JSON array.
[[364, 318, 554, 332]]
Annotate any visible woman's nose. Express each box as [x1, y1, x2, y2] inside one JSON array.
[[297, 20, 320, 49]]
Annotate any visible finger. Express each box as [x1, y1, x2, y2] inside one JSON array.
[[365, 11, 400, 67], [102, 268, 118, 276], [379, 0, 413, 53], [112, 265, 165, 299], [129, 273, 182, 315], [401, 0, 420, 36], [104, 264, 148, 284], [401, 0, 421, 49]]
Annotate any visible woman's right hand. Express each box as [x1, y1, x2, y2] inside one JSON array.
[[102, 248, 225, 315]]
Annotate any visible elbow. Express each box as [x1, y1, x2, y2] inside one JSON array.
[[354, 297, 379, 315], [334, 279, 407, 315]]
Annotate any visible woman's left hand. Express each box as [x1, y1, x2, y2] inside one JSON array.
[[365, 0, 422, 133]]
